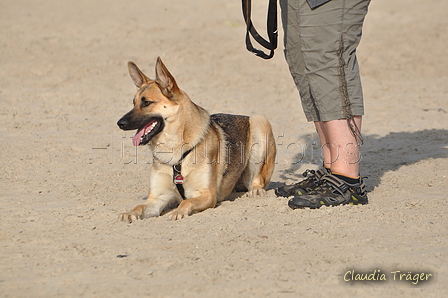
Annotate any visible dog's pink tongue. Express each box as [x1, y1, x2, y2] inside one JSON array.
[[132, 129, 145, 146], [132, 120, 157, 146]]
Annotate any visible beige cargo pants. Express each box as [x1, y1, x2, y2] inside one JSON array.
[[280, 0, 371, 122]]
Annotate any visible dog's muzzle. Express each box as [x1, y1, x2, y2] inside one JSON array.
[[117, 113, 164, 146]]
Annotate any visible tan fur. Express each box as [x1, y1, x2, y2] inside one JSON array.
[[118, 57, 276, 222]]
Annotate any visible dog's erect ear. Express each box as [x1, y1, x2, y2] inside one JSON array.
[[128, 62, 151, 88], [155, 57, 180, 98]]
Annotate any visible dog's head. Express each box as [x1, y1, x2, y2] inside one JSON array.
[[117, 57, 181, 146]]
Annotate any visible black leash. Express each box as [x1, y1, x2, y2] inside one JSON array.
[[172, 147, 195, 200], [242, 0, 278, 59]]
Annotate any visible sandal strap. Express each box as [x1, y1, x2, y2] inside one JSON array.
[[321, 174, 366, 202], [315, 168, 327, 179], [322, 174, 349, 191], [301, 168, 326, 180]]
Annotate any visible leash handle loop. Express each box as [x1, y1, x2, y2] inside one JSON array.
[[242, 0, 278, 59]]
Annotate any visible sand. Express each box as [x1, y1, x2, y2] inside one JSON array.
[[1, 0, 447, 297]]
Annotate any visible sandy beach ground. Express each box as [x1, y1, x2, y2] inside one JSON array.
[[1, 0, 447, 297]]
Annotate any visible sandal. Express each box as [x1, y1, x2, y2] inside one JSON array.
[[275, 168, 329, 197], [288, 174, 368, 209]]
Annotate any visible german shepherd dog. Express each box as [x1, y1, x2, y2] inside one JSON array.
[[117, 57, 276, 222]]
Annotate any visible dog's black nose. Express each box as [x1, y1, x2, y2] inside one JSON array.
[[117, 118, 128, 130]]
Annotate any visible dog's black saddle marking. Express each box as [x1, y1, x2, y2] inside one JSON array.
[[211, 113, 250, 175]]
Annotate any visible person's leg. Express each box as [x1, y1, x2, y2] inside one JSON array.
[[316, 116, 362, 178], [290, 116, 367, 209], [284, 0, 370, 208], [275, 0, 327, 198], [314, 121, 330, 168], [280, 0, 321, 122], [277, 0, 369, 201]]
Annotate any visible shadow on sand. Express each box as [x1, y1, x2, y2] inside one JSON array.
[[274, 129, 448, 191]]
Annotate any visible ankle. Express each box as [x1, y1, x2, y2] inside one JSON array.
[[331, 172, 360, 185]]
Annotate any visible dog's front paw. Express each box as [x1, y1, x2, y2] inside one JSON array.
[[118, 212, 140, 223], [167, 208, 189, 221], [246, 188, 267, 198], [118, 205, 146, 223]]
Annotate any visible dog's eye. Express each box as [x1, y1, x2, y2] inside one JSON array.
[[141, 97, 153, 107]]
